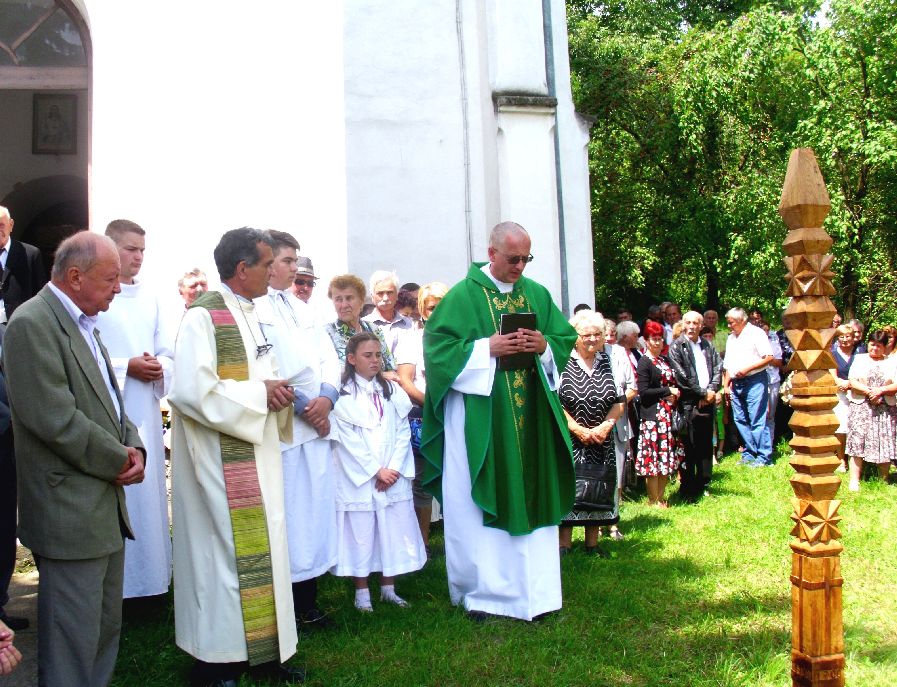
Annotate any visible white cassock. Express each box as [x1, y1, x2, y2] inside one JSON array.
[[441, 270, 563, 621], [256, 288, 340, 582], [96, 278, 173, 598], [330, 376, 426, 577], [169, 289, 297, 663]]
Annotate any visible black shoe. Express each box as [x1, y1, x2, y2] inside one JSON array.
[[467, 610, 499, 623], [296, 607, 336, 632], [0, 614, 29, 631], [250, 662, 306, 684]]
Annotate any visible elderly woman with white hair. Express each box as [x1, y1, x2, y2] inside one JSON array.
[[558, 310, 625, 556]]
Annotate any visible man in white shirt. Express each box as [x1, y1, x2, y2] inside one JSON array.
[[722, 308, 774, 466], [362, 270, 412, 359], [255, 231, 340, 632], [97, 220, 175, 602]]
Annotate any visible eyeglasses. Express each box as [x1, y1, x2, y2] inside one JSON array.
[[497, 251, 535, 265], [294, 278, 316, 287], [578, 333, 602, 340]]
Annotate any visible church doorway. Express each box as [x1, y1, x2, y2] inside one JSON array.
[[0, 0, 90, 271]]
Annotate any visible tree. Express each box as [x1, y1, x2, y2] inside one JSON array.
[[567, 0, 897, 325]]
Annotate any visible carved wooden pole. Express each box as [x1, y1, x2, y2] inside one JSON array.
[[779, 148, 845, 687]]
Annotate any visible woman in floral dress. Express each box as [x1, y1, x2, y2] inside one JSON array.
[[846, 330, 897, 491], [636, 319, 684, 507]]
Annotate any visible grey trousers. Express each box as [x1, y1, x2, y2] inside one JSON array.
[[37, 546, 125, 687]]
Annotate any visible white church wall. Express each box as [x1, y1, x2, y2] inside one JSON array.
[[550, 0, 596, 310], [83, 0, 347, 303], [488, 0, 548, 95], [343, 0, 470, 291]]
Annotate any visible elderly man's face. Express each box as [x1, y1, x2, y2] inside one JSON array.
[[179, 275, 207, 306], [488, 232, 531, 284], [665, 305, 682, 325], [727, 316, 746, 335], [0, 213, 13, 246], [72, 245, 122, 316], [703, 310, 718, 330], [239, 242, 275, 299], [292, 275, 315, 303], [373, 280, 397, 311], [682, 313, 703, 342]]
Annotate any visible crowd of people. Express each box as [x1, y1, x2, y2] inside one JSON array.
[[0, 204, 895, 685]]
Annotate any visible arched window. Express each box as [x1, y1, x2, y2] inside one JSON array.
[[0, 0, 88, 87]]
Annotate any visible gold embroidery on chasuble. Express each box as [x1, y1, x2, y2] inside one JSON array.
[[481, 285, 533, 463]]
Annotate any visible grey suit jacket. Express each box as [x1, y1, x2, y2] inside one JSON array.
[[2, 284, 144, 560]]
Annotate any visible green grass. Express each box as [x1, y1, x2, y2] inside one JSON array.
[[112, 447, 897, 686]]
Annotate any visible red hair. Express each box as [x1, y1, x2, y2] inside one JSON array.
[[644, 319, 664, 338]]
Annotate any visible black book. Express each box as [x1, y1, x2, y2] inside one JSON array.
[[498, 312, 537, 371]]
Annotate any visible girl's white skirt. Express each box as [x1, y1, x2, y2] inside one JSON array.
[[331, 499, 426, 578]]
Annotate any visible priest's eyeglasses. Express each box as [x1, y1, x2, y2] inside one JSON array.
[[255, 343, 274, 359], [497, 251, 535, 265]]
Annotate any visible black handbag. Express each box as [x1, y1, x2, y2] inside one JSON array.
[[670, 405, 687, 436], [573, 463, 615, 511]]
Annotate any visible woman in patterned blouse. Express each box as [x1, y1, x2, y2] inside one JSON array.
[[325, 274, 396, 377], [558, 310, 625, 556]]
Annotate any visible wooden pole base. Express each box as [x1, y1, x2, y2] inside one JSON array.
[[792, 650, 845, 687]]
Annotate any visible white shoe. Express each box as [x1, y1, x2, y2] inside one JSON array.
[[848, 480, 860, 492], [835, 464, 847, 473], [380, 591, 409, 608], [354, 599, 373, 612]]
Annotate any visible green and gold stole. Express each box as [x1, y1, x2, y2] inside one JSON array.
[[191, 291, 279, 665]]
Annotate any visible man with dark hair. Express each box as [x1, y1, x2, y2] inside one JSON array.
[[421, 221, 577, 621], [169, 228, 303, 686], [3, 231, 145, 686], [256, 230, 340, 632], [98, 219, 175, 603]]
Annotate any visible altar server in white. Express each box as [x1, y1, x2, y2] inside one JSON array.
[[169, 228, 303, 686], [97, 219, 174, 599], [331, 332, 426, 612], [255, 230, 340, 629]]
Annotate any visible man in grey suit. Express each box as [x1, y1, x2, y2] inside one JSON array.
[[3, 231, 145, 687]]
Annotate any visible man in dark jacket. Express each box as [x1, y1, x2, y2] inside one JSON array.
[[668, 311, 723, 501]]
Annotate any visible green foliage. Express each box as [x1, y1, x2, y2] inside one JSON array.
[[569, 0, 897, 324]]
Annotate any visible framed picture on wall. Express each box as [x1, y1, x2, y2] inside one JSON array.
[[32, 93, 77, 155]]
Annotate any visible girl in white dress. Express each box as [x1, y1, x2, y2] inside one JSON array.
[[331, 333, 426, 611]]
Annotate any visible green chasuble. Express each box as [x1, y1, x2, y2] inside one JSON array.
[[420, 263, 578, 535]]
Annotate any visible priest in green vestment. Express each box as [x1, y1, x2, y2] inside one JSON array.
[[420, 221, 577, 620]]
